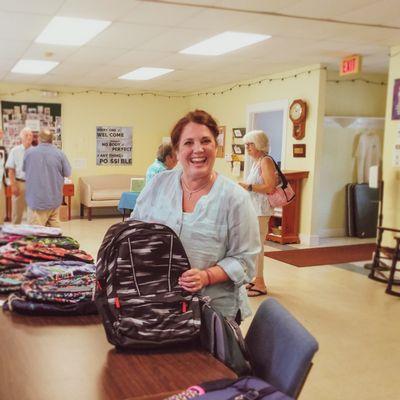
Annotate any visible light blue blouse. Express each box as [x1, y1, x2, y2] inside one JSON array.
[[145, 159, 166, 183], [131, 169, 260, 319]]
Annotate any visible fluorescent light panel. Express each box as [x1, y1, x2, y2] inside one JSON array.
[[11, 59, 59, 75], [35, 16, 111, 46], [180, 31, 271, 56], [119, 67, 174, 81]]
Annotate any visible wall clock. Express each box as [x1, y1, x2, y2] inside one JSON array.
[[289, 99, 307, 140]]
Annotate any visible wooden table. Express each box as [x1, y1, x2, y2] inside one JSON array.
[[62, 183, 74, 220], [5, 183, 75, 222], [0, 311, 236, 400]]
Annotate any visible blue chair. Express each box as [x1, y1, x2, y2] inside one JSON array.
[[245, 298, 319, 399]]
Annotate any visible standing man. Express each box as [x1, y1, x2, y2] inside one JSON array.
[[6, 127, 33, 224], [23, 129, 71, 227]]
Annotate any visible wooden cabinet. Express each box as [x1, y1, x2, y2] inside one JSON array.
[[266, 171, 309, 244], [5, 183, 75, 222]]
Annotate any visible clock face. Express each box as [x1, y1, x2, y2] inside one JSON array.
[[290, 102, 303, 121]]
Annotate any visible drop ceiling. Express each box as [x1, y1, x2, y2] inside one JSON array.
[[0, 0, 397, 92]]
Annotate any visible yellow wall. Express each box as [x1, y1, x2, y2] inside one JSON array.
[[326, 71, 387, 117], [1, 63, 390, 242], [188, 64, 327, 243], [382, 45, 400, 243], [0, 83, 189, 215], [318, 72, 387, 237]]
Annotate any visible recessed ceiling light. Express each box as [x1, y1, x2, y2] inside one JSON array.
[[35, 16, 111, 46], [180, 31, 271, 56], [119, 67, 174, 81], [11, 59, 59, 75]]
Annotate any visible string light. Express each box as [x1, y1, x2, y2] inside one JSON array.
[[327, 78, 387, 86], [0, 66, 386, 100]]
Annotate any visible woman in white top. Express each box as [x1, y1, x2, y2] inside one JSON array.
[[132, 110, 260, 322], [239, 130, 278, 297]]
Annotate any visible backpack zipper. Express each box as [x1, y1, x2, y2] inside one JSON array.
[[127, 238, 141, 296]]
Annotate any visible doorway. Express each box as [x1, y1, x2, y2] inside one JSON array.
[[245, 100, 288, 177]]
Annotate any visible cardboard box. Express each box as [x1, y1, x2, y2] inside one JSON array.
[[59, 205, 68, 222]]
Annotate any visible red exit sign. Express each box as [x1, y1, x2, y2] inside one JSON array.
[[340, 55, 362, 76]]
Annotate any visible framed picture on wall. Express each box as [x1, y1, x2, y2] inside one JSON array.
[[232, 144, 245, 155], [216, 126, 225, 158], [233, 128, 246, 138], [392, 79, 400, 120]]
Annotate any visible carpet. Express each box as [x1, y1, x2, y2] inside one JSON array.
[[264, 243, 376, 267]]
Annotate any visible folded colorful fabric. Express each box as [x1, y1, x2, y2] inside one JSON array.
[[25, 261, 95, 279], [2, 224, 62, 237]]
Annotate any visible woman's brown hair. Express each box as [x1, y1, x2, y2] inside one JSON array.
[[170, 109, 219, 149]]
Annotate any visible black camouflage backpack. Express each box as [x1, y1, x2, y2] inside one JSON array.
[[95, 220, 201, 350]]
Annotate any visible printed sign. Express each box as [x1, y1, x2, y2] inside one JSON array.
[[96, 126, 132, 166]]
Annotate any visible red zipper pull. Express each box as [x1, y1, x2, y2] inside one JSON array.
[[181, 301, 187, 313], [115, 297, 120, 309], [96, 280, 102, 290]]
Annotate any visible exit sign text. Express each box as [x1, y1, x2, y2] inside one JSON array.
[[340, 55, 362, 76]]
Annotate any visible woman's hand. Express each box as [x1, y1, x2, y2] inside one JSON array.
[[238, 182, 249, 190], [179, 268, 208, 292]]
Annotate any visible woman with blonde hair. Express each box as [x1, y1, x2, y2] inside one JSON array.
[[239, 130, 278, 297]]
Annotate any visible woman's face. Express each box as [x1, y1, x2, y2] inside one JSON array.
[[245, 142, 257, 158], [177, 122, 217, 180]]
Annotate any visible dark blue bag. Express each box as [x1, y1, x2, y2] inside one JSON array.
[[165, 376, 293, 399]]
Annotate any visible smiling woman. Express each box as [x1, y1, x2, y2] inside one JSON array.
[[131, 110, 260, 323]]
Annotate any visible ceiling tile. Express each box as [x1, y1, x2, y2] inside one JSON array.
[[338, 0, 400, 25], [89, 22, 166, 49], [137, 27, 216, 52], [217, 0, 303, 12], [0, 11, 51, 40], [178, 8, 257, 30], [3, 72, 43, 84], [57, 0, 139, 21], [22, 42, 79, 62], [109, 50, 168, 67], [86, 64, 130, 80], [278, 0, 378, 19], [121, 2, 201, 27], [0, 0, 64, 14], [49, 61, 100, 77], [65, 46, 129, 64], [0, 39, 31, 59]]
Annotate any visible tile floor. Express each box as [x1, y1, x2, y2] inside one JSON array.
[[61, 217, 400, 400]]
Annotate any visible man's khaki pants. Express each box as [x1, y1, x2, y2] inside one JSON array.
[[27, 207, 60, 227], [12, 181, 26, 224]]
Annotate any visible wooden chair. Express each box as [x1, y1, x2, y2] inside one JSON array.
[[386, 235, 400, 296], [369, 227, 400, 296]]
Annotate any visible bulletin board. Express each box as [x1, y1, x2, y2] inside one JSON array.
[[1, 101, 62, 152]]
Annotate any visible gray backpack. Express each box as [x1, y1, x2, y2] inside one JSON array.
[[95, 220, 201, 349]]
